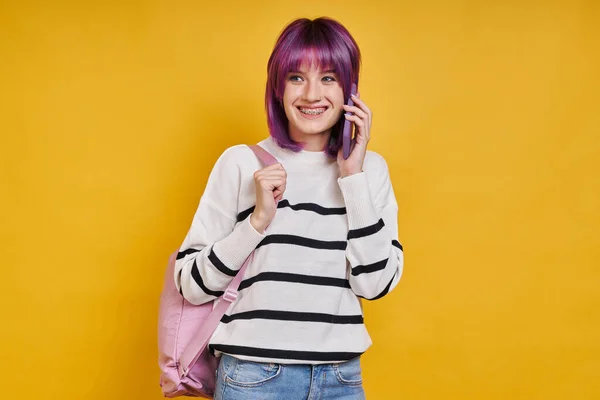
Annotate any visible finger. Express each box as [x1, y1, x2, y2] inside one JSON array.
[[350, 96, 372, 123], [344, 113, 365, 128], [350, 94, 372, 119], [257, 170, 287, 178], [273, 186, 284, 197], [254, 164, 284, 180], [344, 114, 370, 143], [259, 177, 286, 191], [274, 181, 287, 193], [342, 104, 368, 120], [273, 183, 287, 200], [258, 176, 285, 185], [262, 163, 285, 171], [255, 169, 287, 179], [348, 93, 372, 134], [257, 163, 284, 174]]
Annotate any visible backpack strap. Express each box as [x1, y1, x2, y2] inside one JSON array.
[[178, 143, 279, 378], [248, 144, 279, 167]]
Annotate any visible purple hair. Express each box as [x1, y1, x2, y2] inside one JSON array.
[[265, 17, 361, 158]]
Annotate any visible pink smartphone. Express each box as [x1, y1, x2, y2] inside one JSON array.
[[342, 82, 358, 159]]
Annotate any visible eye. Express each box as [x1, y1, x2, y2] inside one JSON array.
[[322, 75, 336, 82], [288, 75, 303, 82]]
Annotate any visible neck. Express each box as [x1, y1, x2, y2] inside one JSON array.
[[288, 125, 331, 152]]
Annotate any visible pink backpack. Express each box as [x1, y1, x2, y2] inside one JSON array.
[[158, 144, 278, 398]]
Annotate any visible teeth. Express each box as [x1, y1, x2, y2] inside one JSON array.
[[299, 108, 326, 115]]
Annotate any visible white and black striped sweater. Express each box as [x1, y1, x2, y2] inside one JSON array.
[[175, 136, 404, 364]]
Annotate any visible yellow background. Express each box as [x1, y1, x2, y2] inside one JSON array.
[[1, 1, 598, 399]]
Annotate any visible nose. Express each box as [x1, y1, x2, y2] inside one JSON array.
[[302, 80, 323, 102]]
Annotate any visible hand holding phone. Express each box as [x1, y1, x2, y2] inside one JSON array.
[[342, 82, 358, 160]]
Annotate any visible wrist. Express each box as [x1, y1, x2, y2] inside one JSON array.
[[249, 213, 268, 233], [340, 169, 363, 178]]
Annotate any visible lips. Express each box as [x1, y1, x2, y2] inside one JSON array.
[[297, 106, 328, 116]]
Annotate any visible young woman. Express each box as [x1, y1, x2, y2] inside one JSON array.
[[174, 17, 404, 400]]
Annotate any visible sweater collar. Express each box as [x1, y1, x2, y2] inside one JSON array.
[[259, 136, 336, 166]]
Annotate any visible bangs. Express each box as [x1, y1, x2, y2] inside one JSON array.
[[284, 43, 340, 75]]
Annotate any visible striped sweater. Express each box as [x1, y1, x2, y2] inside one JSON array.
[[174, 136, 404, 364]]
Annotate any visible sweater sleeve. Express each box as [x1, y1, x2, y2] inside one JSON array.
[[337, 154, 404, 300], [174, 147, 265, 305]]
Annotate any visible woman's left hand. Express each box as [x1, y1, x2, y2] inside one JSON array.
[[337, 92, 373, 178]]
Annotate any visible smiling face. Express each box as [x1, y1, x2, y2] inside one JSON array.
[[282, 62, 345, 146]]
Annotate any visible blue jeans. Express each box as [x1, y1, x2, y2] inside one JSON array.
[[214, 353, 367, 400]]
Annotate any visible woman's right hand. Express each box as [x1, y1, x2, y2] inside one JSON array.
[[249, 163, 287, 233]]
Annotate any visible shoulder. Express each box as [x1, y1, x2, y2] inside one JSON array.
[[211, 144, 262, 174], [202, 144, 261, 205], [363, 150, 390, 175], [215, 144, 255, 164]]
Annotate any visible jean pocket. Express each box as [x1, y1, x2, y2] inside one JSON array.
[[333, 357, 363, 386], [224, 357, 282, 388]]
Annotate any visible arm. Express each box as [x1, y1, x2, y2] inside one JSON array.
[[174, 147, 265, 305], [338, 155, 404, 300]]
